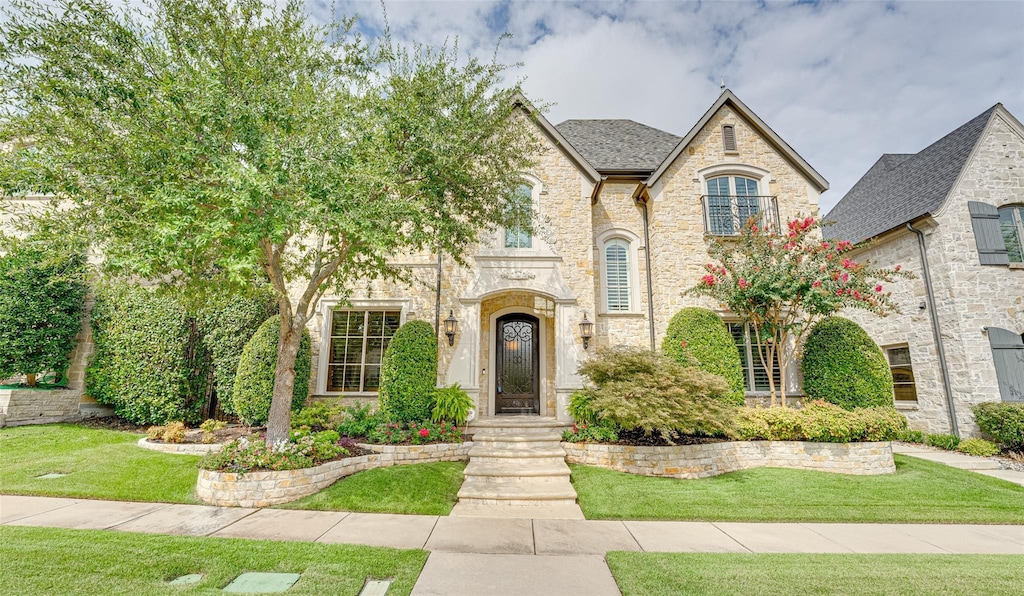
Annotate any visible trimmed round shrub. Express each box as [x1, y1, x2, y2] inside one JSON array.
[[662, 308, 745, 405], [232, 315, 311, 425], [801, 316, 893, 410], [973, 402, 1024, 449], [379, 320, 438, 423]]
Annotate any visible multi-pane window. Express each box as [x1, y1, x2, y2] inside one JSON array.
[[998, 205, 1024, 263], [504, 184, 533, 249], [326, 310, 401, 393], [604, 238, 631, 311], [886, 346, 918, 402], [707, 176, 761, 235], [728, 322, 783, 392]]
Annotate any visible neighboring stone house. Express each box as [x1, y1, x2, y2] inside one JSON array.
[[825, 104, 1024, 436], [307, 89, 829, 421]]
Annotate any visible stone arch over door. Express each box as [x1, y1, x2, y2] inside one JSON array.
[[479, 293, 555, 418]]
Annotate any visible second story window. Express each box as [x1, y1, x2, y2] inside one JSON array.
[[998, 204, 1024, 263], [604, 238, 632, 311], [504, 184, 533, 249], [706, 176, 762, 235]]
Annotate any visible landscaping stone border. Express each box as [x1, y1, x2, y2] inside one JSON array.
[[196, 441, 473, 507], [137, 437, 225, 455], [0, 387, 83, 428], [563, 440, 894, 478]]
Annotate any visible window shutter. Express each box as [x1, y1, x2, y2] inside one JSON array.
[[988, 327, 1024, 402], [722, 125, 737, 152], [968, 201, 1010, 265]]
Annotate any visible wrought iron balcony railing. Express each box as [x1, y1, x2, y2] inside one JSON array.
[[700, 195, 780, 236]]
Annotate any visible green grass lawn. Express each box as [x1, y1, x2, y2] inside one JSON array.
[[572, 455, 1024, 523], [278, 461, 466, 515], [0, 424, 201, 503], [605, 553, 1024, 596], [0, 525, 427, 595]]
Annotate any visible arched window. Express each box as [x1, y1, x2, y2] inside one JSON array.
[[706, 175, 761, 235], [604, 238, 632, 311], [504, 184, 533, 249], [998, 204, 1024, 263]]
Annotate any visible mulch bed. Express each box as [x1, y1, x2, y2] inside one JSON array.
[[609, 429, 729, 447]]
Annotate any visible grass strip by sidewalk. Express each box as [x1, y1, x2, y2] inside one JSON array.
[[572, 454, 1024, 523], [0, 424, 200, 503], [0, 525, 427, 596], [277, 461, 465, 515], [605, 553, 1024, 596]]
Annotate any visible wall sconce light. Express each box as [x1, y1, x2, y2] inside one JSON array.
[[443, 310, 458, 347], [579, 312, 593, 350]]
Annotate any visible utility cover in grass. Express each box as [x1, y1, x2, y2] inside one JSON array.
[[223, 572, 301, 593], [34, 473, 67, 479], [359, 579, 392, 596], [167, 574, 203, 585]]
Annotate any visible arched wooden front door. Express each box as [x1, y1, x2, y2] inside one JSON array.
[[495, 314, 540, 414]]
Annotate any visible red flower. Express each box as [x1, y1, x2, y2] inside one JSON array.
[[701, 274, 716, 286], [418, 428, 430, 438], [875, 285, 883, 293], [738, 278, 749, 289], [821, 242, 830, 249], [894, 264, 902, 272], [812, 281, 822, 288]]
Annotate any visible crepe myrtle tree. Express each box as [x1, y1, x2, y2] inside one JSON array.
[[688, 216, 910, 407], [0, 0, 537, 445]]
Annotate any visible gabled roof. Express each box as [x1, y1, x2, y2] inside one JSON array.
[[644, 89, 829, 192], [823, 105, 1000, 243], [555, 119, 681, 173], [512, 93, 601, 184]]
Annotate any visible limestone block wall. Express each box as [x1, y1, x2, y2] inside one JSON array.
[[196, 441, 472, 507], [137, 437, 224, 455], [564, 440, 894, 479], [0, 387, 83, 427]]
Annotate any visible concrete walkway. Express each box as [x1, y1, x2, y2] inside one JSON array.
[[4, 493, 1024, 595], [893, 442, 1024, 486]]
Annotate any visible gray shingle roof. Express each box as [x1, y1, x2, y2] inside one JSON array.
[[823, 106, 998, 243], [555, 119, 681, 172]]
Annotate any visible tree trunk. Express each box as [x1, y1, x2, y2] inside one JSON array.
[[25, 373, 36, 387], [265, 313, 304, 447]]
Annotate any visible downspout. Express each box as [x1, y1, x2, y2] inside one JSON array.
[[635, 190, 656, 352], [906, 223, 959, 437]]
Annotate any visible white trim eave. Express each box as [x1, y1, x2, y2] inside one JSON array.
[[644, 89, 829, 193]]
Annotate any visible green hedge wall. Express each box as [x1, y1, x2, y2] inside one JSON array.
[[379, 320, 438, 423], [801, 316, 893, 410], [974, 402, 1024, 449], [232, 315, 311, 426], [661, 307, 745, 405]]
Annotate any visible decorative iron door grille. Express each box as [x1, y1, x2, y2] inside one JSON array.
[[496, 314, 540, 414]]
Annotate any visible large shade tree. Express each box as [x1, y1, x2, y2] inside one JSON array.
[[0, 0, 536, 444]]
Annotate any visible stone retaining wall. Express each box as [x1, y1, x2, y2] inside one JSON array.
[[137, 438, 225, 455], [196, 441, 472, 507], [563, 440, 894, 479], [0, 388, 83, 428]]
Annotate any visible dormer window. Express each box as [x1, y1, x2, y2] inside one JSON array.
[[722, 125, 737, 152]]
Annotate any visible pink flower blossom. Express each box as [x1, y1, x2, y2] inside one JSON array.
[[701, 274, 716, 286], [875, 285, 883, 293], [821, 242, 830, 249], [894, 264, 902, 272], [419, 428, 430, 438], [841, 272, 849, 282], [738, 278, 749, 289], [812, 280, 822, 288]]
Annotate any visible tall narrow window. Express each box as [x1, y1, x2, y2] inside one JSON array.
[[706, 176, 761, 235], [505, 184, 533, 249], [722, 125, 737, 151], [998, 205, 1024, 263], [886, 346, 918, 402], [728, 322, 782, 392], [604, 238, 631, 311]]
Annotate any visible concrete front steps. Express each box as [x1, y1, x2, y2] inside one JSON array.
[[452, 416, 583, 519]]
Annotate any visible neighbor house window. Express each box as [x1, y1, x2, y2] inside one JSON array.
[[886, 346, 918, 402], [728, 322, 783, 392], [604, 238, 632, 311], [504, 184, 533, 249], [998, 205, 1024, 263], [326, 310, 401, 392], [706, 175, 761, 235]]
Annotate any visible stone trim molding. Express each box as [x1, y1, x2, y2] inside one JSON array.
[[563, 440, 895, 479], [137, 437, 225, 455], [196, 441, 472, 508]]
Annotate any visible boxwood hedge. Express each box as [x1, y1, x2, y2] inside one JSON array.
[[379, 320, 437, 423], [801, 316, 893, 410], [232, 315, 311, 425], [973, 402, 1024, 449], [662, 307, 745, 405]]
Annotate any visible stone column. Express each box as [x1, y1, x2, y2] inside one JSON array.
[[554, 300, 585, 422], [447, 299, 482, 412]]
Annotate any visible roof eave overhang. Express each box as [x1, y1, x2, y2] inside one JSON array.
[[512, 93, 601, 184]]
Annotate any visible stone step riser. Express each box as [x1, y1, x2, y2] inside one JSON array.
[[461, 475, 569, 486], [471, 431, 565, 440], [470, 440, 564, 450], [457, 497, 579, 507], [466, 455, 568, 467], [463, 467, 571, 479]]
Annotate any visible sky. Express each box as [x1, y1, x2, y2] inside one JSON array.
[[314, 0, 1024, 214]]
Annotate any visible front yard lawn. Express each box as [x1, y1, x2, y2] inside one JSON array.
[[0, 525, 427, 595], [605, 553, 1024, 596], [277, 461, 465, 516], [572, 455, 1024, 523], [0, 424, 200, 503]]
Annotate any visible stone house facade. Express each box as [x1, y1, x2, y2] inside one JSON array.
[[825, 104, 1024, 436], [309, 90, 829, 421]]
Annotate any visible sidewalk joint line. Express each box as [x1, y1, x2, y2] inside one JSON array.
[[200, 504, 263, 537], [619, 521, 645, 552], [710, 522, 753, 553], [311, 510, 350, 543]]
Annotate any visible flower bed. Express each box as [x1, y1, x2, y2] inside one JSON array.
[[195, 441, 472, 507], [563, 440, 894, 479]]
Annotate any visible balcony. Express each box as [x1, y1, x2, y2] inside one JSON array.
[[700, 195, 779, 236]]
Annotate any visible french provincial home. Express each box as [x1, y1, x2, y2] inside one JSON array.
[[308, 89, 829, 420]]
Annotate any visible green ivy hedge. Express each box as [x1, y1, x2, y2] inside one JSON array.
[[662, 307, 745, 405], [801, 316, 893, 410], [87, 284, 276, 424], [0, 236, 87, 385], [232, 315, 311, 425], [379, 320, 437, 423]]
